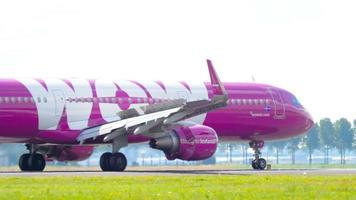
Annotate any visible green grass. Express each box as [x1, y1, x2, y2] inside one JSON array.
[[0, 175, 355, 200]]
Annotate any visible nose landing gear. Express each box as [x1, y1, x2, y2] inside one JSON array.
[[249, 141, 267, 170]]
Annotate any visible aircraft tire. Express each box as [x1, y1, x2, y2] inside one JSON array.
[[251, 159, 259, 170], [257, 158, 267, 170], [109, 152, 127, 172], [29, 153, 46, 171], [100, 152, 113, 171], [19, 153, 31, 171]]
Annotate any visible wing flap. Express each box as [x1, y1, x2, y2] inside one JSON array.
[[77, 107, 180, 143]]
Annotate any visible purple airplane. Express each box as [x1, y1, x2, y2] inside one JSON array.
[[0, 60, 313, 171]]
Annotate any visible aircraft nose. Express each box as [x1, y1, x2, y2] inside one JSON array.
[[301, 110, 314, 132]]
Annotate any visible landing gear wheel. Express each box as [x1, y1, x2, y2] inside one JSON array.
[[249, 141, 267, 170], [99, 152, 127, 172], [109, 152, 127, 172], [251, 159, 259, 170], [19, 153, 30, 171], [100, 152, 113, 171], [29, 154, 46, 171], [19, 153, 45, 171], [257, 158, 267, 170]]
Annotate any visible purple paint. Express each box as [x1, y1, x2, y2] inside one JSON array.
[[165, 124, 218, 161], [0, 79, 313, 152]]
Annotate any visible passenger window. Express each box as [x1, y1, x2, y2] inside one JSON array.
[[37, 97, 41, 103], [0, 97, 3, 103], [254, 99, 259, 105], [235, 99, 240, 105], [43, 97, 47, 103]]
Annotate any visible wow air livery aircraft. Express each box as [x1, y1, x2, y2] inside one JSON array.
[[0, 60, 313, 171]]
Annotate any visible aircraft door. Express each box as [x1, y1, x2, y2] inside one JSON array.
[[268, 88, 285, 119], [52, 90, 66, 117]]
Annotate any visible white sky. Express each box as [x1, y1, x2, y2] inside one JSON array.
[[0, 0, 355, 122]]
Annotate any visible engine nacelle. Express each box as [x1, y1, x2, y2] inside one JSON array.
[[39, 146, 94, 162], [149, 125, 218, 161]]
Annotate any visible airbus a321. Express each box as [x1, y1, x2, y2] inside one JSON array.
[[0, 60, 313, 171]]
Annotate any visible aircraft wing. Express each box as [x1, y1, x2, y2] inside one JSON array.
[[77, 59, 228, 144]]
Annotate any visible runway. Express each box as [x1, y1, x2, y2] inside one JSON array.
[[0, 168, 355, 177]]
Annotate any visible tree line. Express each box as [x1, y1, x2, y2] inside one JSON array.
[[268, 118, 355, 165]]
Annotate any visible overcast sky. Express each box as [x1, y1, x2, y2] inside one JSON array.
[[0, 0, 355, 122]]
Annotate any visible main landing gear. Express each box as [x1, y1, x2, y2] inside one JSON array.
[[19, 144, 46, 172], [249, 141, 267, 170], [100, 135, 128, 172], [100, 152, 127, 171]]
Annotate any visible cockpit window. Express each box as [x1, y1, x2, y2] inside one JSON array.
[[282, 90, 304, 109], [292, 96, 303, 108]]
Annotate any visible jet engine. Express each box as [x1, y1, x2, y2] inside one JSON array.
[[149, 124, 218, 161], [39, 145, 94, 162]]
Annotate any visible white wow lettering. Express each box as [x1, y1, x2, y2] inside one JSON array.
[[17, 79, 93, 130], [18, 79, 209, 130]]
